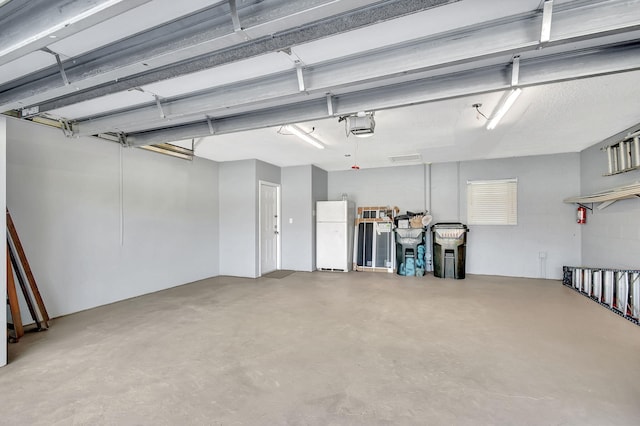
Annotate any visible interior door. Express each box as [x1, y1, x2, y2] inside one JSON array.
[[260, 182, 279, 275]]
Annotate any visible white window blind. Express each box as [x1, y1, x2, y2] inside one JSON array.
[[467, 178, 517, 225]]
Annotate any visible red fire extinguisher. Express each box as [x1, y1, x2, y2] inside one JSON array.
[[577, 206, 587, 224]]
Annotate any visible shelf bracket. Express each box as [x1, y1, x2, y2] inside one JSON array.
[[597, 200, 616, 210], [577, 203, 593, 212]]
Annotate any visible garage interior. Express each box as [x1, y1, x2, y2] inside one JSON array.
[[1, 0, 640, 423]]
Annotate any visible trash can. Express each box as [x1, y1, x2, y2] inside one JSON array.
[[394, 228, 425, 276], [432, 223, 468, 279]]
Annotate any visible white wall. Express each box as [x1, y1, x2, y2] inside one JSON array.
[[453, 154, 581, 279], [311, 166, 328, 270], [580, 134, 640, 268], [328, 165, 427, 213], [281, 166, 313, 271], [281, 165, 328, 271], [328, 154, 581, 279], [218, 159, 281, 277], [0, 117, 6, 367], [219, 160, 256, 277], [6, 118, 219, 318], [431, 162, 460, 222]]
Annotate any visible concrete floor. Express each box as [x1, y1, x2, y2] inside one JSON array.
[[2, 272, 640, 425]]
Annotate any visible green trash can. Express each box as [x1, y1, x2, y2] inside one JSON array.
[[432, 223, 468, 279]]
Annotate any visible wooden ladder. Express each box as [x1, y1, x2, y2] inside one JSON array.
[[6, 209, 49, 341]]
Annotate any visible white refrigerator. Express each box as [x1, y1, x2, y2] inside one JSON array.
[[316, 200, 355, 272]]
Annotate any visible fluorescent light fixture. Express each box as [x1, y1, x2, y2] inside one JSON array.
[[284, 124, 325, 149], [0, 0, 125, 58], [486, 88, 522, 130]]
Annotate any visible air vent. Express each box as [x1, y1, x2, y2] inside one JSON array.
[[389, 153, 422, 163]]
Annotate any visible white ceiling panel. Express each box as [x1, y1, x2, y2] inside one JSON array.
[[49, 0, 220, 58], [188, 70, 640, 170], [493, 72, 640, 158], [141, 52, 295, 99], [0, 51, 56, 86], [48, 90, 156, 120], [291, 0, 542, 65], [193, 125, 344, 166]]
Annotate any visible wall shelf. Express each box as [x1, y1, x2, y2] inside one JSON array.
[[563, 182, 640, 210]]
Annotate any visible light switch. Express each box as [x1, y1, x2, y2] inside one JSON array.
[[289, 218, 293, 224]]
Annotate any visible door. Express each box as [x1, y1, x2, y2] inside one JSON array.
[[259, 181, 280, 275]]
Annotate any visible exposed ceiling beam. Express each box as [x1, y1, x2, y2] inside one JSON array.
[[0, 0, 458, 113], [72, 0, 640, 137], [123, 42, 640, 147], [0, 0, 153, 66]]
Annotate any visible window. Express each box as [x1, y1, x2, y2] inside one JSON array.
[[467, 178, 517, 225]]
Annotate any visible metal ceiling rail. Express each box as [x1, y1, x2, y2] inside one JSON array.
[[0, 0, 457, 113], [122, 42, 640, 147], [72, 0, 640, 137], [0, 0, 153, 66], [77, 53, 517, 134]]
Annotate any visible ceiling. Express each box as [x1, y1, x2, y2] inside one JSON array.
[[1, 0, 640, 170]]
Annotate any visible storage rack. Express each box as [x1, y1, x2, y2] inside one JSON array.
[[353, 206, 397, 273], [601, 133, 640, 176], [563, 265, 640, 326]]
